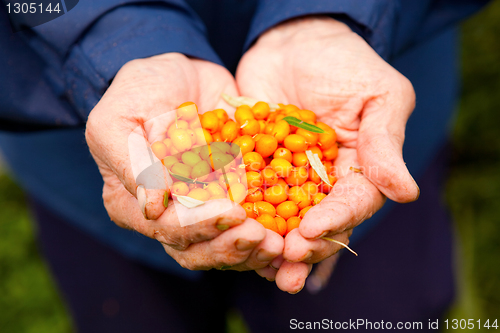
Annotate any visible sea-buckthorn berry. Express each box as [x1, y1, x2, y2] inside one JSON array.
[[242, 202, 257, 219], [171, 181, 189, 196], [191, 160, 211, 180], [235, 105, 255, 125], [312, 193, 327, 205], [316, 122, 337, 149], [275, 216, 287, 236], [181, 151, 202, 167], [262, 167, 279, 186], [177, 102, 198, 121], [283, 104, 299, 114], [286, 216, 301, 235], [256, 214, 279, 234], [212, 132, 223, 142], [254, 201, 276, 217], [296, 128, 318, 147], [187, 188, 210, 201], [276, 179, 289, 190], [201, 111, 220, 133], [323, 161, 334, 175], [219, 172, 240, 190], [275, 113, 286, 123], [272, 120, 290, 143], [322, 143, 339, 161], [171, 162, 192, 179], [286, 111, 302, 120], [167, 120, 189, 138], [292, 152, 308, 167], [205, 182, 226, 197], [245, 171, 263, 188], [308, 146, 323, 161], [252, 101, 271, 120], [288, 186, 311, 209], [255, 134, 278, 158], [246, 187, 263, 203], [227, 183, 247, 204], [170, 129, 193, 152], [213, 108, 229, 123], [299, 110, 316, 123], [221, 120, 239, 142], [232, 135, 255, 156], [162, 155, 178, 169], [270, 158, 293, 178], [308, 167, 322, 184], [284, 134, 307, 153], [264, 122, 275, 134], [299, 206, 312, 219], [162, 138, 173, 151], [276, 201, 299, 220], [302, 181, 320, 196], [243, 152, 265, 172], [264, 185, 288, 205], [273, 147, 292, 163], [151, 141, 168, 160], [194, 128, 213, 145], [267, 111, 278, 122], [285, 166, 308, 186], [240, 119, 260, 136]]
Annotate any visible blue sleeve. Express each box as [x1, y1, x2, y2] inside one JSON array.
[[23, 0, 222, 120], [245, 0, 490, 60]]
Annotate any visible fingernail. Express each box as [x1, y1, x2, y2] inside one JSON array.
[[217, 217, 240, 228], [257, 249, 276, 262], [235, 239, 257, 251], [266, 277, 275, 282], [288, 282, 305, 295], [318, 231, 329, 238], [300, 250, 313, 261], [270, 255, 284, 270], [137, 185, 147, 218], [216, 224, 229, 231]]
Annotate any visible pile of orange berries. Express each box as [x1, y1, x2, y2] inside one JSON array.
[[151, 101, 338, 236]]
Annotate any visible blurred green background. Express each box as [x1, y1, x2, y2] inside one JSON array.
[[1, 2, 500, 332]]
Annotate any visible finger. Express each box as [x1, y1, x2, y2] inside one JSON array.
[[163, 218, 267, 270], [103, 179, 247, 250], [256, 266, 277, 281], [299, 147, 386, 239], [283, 228, 351, 264], [275, 261, 312, 294], [231, 229, 284, 271], [357, 78, 419, 203]]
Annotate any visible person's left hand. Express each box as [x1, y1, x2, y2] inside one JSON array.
[[236, 16, 419, 293]]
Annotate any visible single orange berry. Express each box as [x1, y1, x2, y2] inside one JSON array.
[[285, 166, 308, 186], [256, 214, 279, 234], [270, 158, 293, 178], [283, 104, 299, 114], [219, 172, 240, 190], [261, 167, 279, 186], [171, 181, 189, 196], [246, 171, 263, 188], [242, 202, 257, 219], [275, 216, 287, 236], [254, 201, 276, 217], [316, 122, 337, 149], [312, 192, 327, 205], [235, 105, 254, 125], [308, 146, 323, 161], [264, 185, 288, 205], [213, 108, 229, 123], [243, 152, 265, 172], [284, 134, 308, 153], [151, 141, 168, 160], [227, 183, 247, 204], [240, 119, 260, 136], [296, 128, 318, 147], [302, 181, 320, 196], [167, 120, 189, 138], [212, 132, 223, 142], [292, 152, 309, 167], [205, 182, 226, 197], [273, 147, 293, 163], [288, 186, 311, 209], [232, 135, 255, 156], [322, 143, 338, 160], [286, 216, 301, 235], [187, 188, 210, 201], [299, 205, 312, 219], [276, 201, 299, 220], [200, 111, 220, 133], [308, 167, 322, 184], [272, 120, 291, 143], [170, 129, 193, 152], [246, 187, 263, 203], [177, 102, 198, 121], [264, 122, 275, 135], [252, 101, 271, 120], [221, 120, 239, 142], [255, 134, 278, 158], [299, 110, 316, 123], [258, 120, 267, 133]]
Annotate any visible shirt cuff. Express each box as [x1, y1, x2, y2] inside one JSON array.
[[245, 0, 400, 59], [63, 4, 222, 120]]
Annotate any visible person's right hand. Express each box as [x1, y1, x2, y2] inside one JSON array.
[[85, 53, 283, 271]]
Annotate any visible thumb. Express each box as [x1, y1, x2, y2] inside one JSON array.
[[357, 85, 420, 203]]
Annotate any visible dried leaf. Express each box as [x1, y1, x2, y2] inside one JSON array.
[[305, 150, 332, 187], [221, 93, 280, 110], [282, 116, 325, 133], [175, 195, 205, 208], [168, 169, 208, 185]]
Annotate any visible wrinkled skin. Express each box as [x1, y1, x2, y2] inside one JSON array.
[[236, 17, 419, 293], [86, 53, 283, 272]]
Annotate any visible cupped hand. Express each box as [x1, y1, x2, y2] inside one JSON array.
[[236, 17, 419, 292], [86, 53, 283, 271]]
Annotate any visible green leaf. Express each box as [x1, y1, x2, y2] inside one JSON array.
[[282, 116, 325, 133], [168, 170, 209, 185]]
